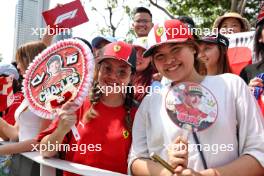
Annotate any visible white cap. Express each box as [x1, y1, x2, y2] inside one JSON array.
[[0, 63, 19, 80]]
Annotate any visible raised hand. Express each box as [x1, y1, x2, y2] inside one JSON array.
[[56, 101, 79, 134], [167, 136, 188, 174]]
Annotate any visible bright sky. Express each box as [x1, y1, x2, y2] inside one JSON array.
[[0, 0, 168, 63]]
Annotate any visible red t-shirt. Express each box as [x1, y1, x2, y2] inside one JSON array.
[[2, 92, 24, 125], [37, 99, 137, 175]]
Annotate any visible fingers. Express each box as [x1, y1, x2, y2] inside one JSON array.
[[170, 149, 188, 159], [169, 156, 187, 168], [179, 168, 201, 176], [61, 101, 79, 112], [57, 109, 77, 134], [173, 136, 188, 145], [175, 165, 185, 174], [55, 101, 78, 132], [168, 136, 189, 173], [249, 77, 263, 87], [56, 3, 63, 7]]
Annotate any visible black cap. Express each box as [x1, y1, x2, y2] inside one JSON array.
[[198, 33, 229, 48]]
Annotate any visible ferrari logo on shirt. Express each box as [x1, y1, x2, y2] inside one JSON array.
[[156, 27, 164, 37], [123, 130, 129, 139], [113, 44, 121, 52]]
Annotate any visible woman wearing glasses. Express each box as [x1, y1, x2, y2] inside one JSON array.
[[39, 41, 137, 175]]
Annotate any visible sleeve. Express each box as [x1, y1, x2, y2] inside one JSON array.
[[234, 75, 264, 167], [127, 96, 150, 173], [239, 67, 249, 84], [36, 109, 83, 143], [35, 117, 60, 142]]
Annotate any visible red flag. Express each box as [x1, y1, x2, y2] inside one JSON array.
[[42, 0, 88, 34]]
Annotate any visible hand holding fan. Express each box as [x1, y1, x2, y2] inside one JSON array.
[[23, 39, 94, 140]]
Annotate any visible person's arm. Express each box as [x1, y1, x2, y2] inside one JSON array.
[[0, 119, 18, 141], [0, 139, 39, 155], [132, 152, 264, 176], [41, 26, 54, 47], [131, 158, 172, 176], [211, 155, 264, 176], [175, 155, 264, 176], [132, 136, 188, 176], [39, 119, 52, 133], [40, 102, 78, 158]]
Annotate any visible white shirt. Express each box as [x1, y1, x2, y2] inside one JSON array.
[[128, 73, 264, 172], [15, 100, 42, 141]]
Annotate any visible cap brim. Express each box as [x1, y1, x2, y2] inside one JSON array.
[[96, 56, 133, 68], [143, 38, 191, 58], [213, 16, 250, 31], [92, 37, 111, 48], [197, 39, 218, 45]]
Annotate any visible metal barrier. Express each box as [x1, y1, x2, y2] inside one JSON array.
[[0, 141, 126, 176], [21, 151, 127, 176]]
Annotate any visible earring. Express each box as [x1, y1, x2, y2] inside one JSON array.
[[259, 39, 263, 43]]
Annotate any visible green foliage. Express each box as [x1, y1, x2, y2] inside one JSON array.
[[166, 0, 258, 29], [243, 0, 260, 26]]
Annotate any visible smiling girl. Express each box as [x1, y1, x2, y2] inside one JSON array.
[[39, 41, 137, 175], [129, 19, 264, 176]]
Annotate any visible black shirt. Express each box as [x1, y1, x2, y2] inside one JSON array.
[[240, 62, 264, 84]]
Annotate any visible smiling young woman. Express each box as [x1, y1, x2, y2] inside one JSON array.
[[129, 19, 264, 176], [39, 41, 138, 175]]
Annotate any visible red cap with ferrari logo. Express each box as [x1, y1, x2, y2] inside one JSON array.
[[143, 19, 194, 57], [97, 41, 136, 72]]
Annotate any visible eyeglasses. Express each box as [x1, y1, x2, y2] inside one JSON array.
[[134, 19, 151, 24], [100, 62, 131, 79]]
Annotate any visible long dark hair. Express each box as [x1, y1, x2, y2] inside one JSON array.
[[84, 63, 135, 132], [132, 63, 154, 103], [255, 24, 264, 64], [196, 43, 230, 75], [217, 45, 231, 74]]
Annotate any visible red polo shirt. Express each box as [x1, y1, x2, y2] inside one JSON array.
[[37, 99, 137, 175]]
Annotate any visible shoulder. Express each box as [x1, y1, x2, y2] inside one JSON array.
[[206, 73, 245, 84], [242, 62, 263, 71], [137, 88, 166, 114], [203, 74, 247, 94]]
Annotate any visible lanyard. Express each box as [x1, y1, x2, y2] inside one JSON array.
[[192, 132, 208, 169]]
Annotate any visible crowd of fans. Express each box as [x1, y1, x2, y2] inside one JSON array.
[[0, 5, 264, 176]]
